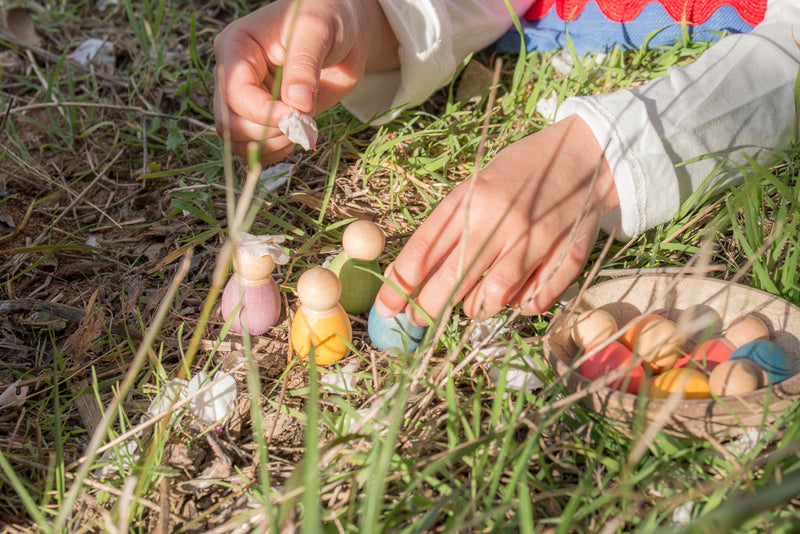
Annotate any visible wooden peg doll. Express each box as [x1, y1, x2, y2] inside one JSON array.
[[327, 220, 385, 315], [291, 266, 353, 366], [221, 233, 289, 336]]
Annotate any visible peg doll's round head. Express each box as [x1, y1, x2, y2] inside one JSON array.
[[342, 220, 385, 262], [234, 247, 276, 281], [297, 266, 342, 311]]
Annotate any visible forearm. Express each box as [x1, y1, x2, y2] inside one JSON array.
[[358, 0, 400, 72]]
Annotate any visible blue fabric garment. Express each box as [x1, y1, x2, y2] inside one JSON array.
[[493, 2, 756, 54]]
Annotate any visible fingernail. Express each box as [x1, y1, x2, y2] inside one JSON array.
[[405, 306, 428, 327], [286, 85, 314, 112], [374, 299, 394, 318]]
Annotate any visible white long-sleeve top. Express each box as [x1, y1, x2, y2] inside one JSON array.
[[341, 0, 800, 239]]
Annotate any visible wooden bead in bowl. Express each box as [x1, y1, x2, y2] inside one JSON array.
[[725, 313, 770, 348], [571, 309, 617, 351], [677, 304, 723, 339], [649, 368, 711, 400], [674, 338, 734, 373], [633, 318, 685, 374], [619, 313, 663, 351], [708, 359, 764, 397], [730, 339, 794, 385], [579, 341, 644, 394]]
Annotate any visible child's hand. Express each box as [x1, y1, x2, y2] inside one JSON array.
[[374, 115, 620, 325], [213, 0, 398, 164]]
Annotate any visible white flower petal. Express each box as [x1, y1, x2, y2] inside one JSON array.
[[188, 372, 237, 427], [0, 381, 28, 408], [93, 439, 140, 479], [469, 317, 509, 346], [147, 378, 188, 419], [278, 111, 318, 151], [259, 163, 294, 192], [488, 354, 544, 394], [672, 501, 694, 525], [71, 38, 115, 67], [725, 427, 768, 457], [238, 233, 289, 265], [321, 362, 360, 394]]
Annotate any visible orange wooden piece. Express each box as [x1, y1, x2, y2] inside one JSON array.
[[619, 314, 663, 351]]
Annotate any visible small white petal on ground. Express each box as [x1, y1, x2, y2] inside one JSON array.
[[71, 38, 115, 67], [724, 427, 771, 457], [187, 371, 238, 427], [93, 439, 141, 479], [672, 501, 694, 525], [471, 318, 544, 394], [259, 162, 294, 192], [0, 380, 28, 408], [147, 371, 238, 428], [321, 361, 361, 394]]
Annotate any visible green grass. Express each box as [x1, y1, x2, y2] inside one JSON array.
[[0, 2, 799, 533]]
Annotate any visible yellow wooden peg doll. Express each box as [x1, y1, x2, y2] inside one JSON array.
[[291, 266, 352, 365]]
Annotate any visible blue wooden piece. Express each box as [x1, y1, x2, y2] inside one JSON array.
[[730, 340, 794, 384], [368, 304, 427, 353]]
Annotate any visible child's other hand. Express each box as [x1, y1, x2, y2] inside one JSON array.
[[374, 115, 620, 325], [213, 0, 398, 164]]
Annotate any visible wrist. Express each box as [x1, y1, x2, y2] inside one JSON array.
[[357, 0, 400, 72], [563, 115, 620, 223]]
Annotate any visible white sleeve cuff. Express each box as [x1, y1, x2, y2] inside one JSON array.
[[342, 0, 454, 123], [555, 0, 800, 241], [555, 92, 680, 240]]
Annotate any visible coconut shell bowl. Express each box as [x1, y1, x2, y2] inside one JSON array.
[[544, 274, 800, 441]]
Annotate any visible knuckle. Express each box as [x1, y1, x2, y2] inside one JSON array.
[[212, 30, 226, 52], [378, 283, 407, 306], [439, 260, 464, 286], [286, 49, 324, 74], [481, 277, 514, 307], [286, 12, 336, 59]]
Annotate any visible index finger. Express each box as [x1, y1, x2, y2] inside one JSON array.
[[374, 192, 465, 318], [215, 47, 289, 129]]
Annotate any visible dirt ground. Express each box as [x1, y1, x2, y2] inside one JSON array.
[[0, 4, 482, 530]]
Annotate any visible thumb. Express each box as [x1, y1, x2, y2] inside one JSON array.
[[280, 15, 335, 114]]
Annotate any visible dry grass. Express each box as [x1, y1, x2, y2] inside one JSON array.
[[1, 2, 799, 533]]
